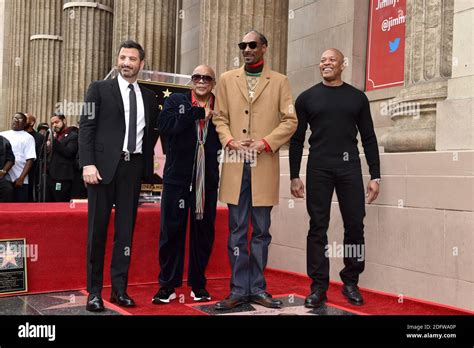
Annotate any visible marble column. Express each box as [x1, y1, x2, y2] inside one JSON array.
[[200, 0, 289, 78], [28, 0, 63, 123], [6, 0, 33, 123], [0, 0, 9, 130], [381, 0, 454, 152], [112, 0, 177, 73], [436, 0, 474, 150], [61, 0, 114, 125]]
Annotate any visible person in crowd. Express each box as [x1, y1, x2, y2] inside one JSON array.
[[25, 113, 45, 201], [46, 113, 78, 202], [0, 135, 15, 202], [0, 112, 36, 202], [37, 122, 50, 136]]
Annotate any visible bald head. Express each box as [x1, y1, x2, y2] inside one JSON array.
[[319, 48, 345, 86], [323, 48, 344, 61], [192, 65, 215, 80], [191, 64, 216, 100]]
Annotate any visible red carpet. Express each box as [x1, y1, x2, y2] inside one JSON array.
[[97, 269, 473, 316], [1, 203, 472, 315], [0, 203, 231, 294]]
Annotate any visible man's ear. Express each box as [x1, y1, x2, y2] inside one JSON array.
[[140, 60, 145, 71]]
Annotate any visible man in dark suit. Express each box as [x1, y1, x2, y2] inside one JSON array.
[[152, 65, 220, 305], [46, 113, 78, 202], [79, 40, 158, 312]]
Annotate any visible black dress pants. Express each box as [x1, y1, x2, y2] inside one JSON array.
[[306, 162, 366, 292], [158, 183, 217, 289], [86, 155, 143, 295]]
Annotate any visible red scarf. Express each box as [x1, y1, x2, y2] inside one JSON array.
[[246, 59, 264, 70], [56, 127, 69, 141]]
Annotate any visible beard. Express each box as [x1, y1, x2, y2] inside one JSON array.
[[119, 66, 139, 79]]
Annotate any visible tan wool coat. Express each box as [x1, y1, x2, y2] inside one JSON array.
[[213, 65, 298, 206]]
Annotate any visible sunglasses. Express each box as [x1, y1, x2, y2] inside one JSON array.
[[238, 41, 259, 50], [191, 74, 214, 84]]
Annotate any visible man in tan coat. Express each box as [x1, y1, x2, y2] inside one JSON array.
[[213, 30, 297, 310]]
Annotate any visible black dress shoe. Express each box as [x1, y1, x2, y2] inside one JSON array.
[[215, 295, 248, 310], [250, 292, 283, 308], [110, 291, 136, 307], [86, 294, 104, 312], [304, 289, 327, 308], [342, 284, 364, 306]]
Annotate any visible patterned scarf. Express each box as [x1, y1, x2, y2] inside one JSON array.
[[191, 91, 214, 220]]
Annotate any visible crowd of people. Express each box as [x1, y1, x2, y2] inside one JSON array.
[[0, 112, 86, 202]]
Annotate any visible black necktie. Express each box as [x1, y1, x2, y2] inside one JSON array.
[[127, 83, 137, 153]]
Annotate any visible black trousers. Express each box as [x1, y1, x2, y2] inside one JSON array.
[[46, 176, 72, 202], [86, 155, 143, 295], [0, 179, 13, 202], [158, 183, 217, 289], [13, 184, 29, 202], [306, 162, 366, 292]]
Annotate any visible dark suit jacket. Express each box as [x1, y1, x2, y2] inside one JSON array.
[[48, 128, 78, 181], [78, 78, 159, 184], [157, 91, 221, 190]]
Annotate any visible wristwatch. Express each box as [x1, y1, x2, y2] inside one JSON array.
[[0, 169, 6, 175], [372, 178, 382, 184]]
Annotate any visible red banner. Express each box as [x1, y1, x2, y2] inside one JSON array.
[[365, 0, 406, 91]]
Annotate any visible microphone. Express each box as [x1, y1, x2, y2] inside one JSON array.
[[46, 128, 55, 141]]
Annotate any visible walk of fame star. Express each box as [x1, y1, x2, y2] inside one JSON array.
[[41, 294, 89, 311], [163, 89, 172, 98], [0, 242, 21, 268]]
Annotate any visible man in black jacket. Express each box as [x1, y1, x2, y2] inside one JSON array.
[[0, 135, 15, 202], [152, 65, 220, 304], [25, 113, 45, 202], [46, 113, 78, 202], [79, 40, 158, 312]]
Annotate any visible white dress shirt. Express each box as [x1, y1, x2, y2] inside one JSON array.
[[117, 73, 145, 154]]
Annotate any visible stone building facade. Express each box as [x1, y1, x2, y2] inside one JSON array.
[[0, 0, 472, 310]]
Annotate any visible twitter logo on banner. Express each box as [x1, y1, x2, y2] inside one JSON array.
[[389, 38, 400, 53]]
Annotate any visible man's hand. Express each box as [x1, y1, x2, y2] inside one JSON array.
[[14, 177, 25, 188], [227, 139, 251, 152], [291, 178, 305, 198], [247, 139, 267, 154], [366, 180, 380, 204], [83, 165, 102, 185]]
